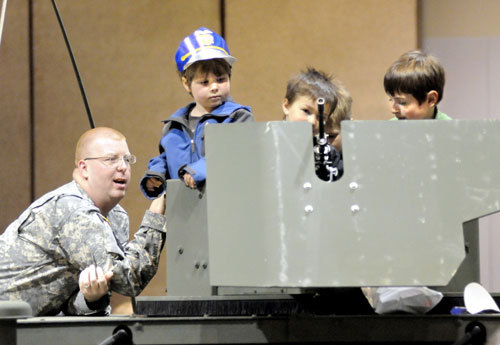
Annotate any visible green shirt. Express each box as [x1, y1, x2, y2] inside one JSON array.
[[390, 109, 452, 120], [435, 109, 452, 120]]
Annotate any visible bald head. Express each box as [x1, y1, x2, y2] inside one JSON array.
[[75, 127, 126, 166], [73, 127, 131, 215]]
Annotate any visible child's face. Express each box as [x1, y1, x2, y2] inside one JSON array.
[[282, 95, 321, 134], [388, 91, 437, 120], [328, 123, 343, 154], [183, 71, 230, 114]]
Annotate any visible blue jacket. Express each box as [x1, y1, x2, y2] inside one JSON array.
[[140, 101, 253, 199]]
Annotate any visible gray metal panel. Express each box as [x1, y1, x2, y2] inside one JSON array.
[[166, 183, 212, 296], [433, 219, 480, 293], [204, 120, 500, 287], [6, 314, 500, 344]]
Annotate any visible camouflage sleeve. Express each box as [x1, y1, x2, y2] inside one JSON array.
[[63, 290, 111, 316], [109, 210, 167, 296], [57, 208, 166, 298]]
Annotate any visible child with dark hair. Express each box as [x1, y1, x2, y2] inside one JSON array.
[[384, 50, 450, 120], [140, 27, 253, 198], [363, 50, 450, 314]]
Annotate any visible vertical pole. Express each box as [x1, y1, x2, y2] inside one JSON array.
[[29, 0, 35, 201], [219, 0, 225, 38]]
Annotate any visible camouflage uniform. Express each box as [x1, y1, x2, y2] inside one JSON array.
[[0, 181, 166, 316]]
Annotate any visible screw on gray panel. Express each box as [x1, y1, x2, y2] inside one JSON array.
[[202, 261, 208, 269], [178, 246, 184, 254], [350, 204, 360, 214], [303, 182, 312, 190], [349, 182, 359, 190], [194, 262, 200, 269], [133, 322, 144, 332], [305, 205, 314, 213]]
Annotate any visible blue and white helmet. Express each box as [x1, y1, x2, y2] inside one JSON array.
[[175, 27, 236, 72]]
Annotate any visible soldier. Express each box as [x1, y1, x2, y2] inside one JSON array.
[[0, 127, 166, 316]]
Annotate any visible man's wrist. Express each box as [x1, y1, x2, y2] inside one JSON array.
[[85, 293, 110, 311]]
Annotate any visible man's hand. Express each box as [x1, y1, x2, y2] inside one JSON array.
[[149, 193, 166, 214], [79, 265, 113, 303], [145, 177, 163, 192], [183, 173, 196, 189]]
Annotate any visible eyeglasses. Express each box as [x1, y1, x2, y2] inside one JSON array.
[[84, 154, 137, 168]]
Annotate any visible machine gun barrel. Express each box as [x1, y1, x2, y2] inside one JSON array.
[[317, 97, 327, 150]]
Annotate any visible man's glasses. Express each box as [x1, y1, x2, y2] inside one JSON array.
[[84, 154, 137, 168]]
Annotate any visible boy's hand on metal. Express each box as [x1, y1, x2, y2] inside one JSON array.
[[183, 173, 196, 189], [79, 265, 113, 303]]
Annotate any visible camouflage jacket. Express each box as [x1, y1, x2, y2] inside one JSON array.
[[0, 181, 167, 316]]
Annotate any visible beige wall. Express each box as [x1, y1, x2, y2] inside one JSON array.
[[0, 0, 30, 235], [0, 0, 417, 313], [228, 0, 417, 121], [421, 0, 500, 37]]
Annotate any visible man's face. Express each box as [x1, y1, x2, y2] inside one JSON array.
[[82, 137, 131, 210]]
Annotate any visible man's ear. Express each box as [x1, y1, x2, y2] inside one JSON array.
[[181, 77, 191, 94], [77, 160, 90, 179], [426, 90, 439, 107]]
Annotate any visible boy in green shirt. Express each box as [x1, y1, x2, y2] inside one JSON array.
[[384, 50, 451, 120]]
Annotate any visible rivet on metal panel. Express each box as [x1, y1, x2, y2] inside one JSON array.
[[133, 322, 144, 332], [178, 246, 184, 255], [351, 204, 360, 214], [305, 205, 314, 213], [194, 262, 200, 269], [303, 182, 312, 190], [349, 182, 359, 190], [202, 261, 208, 269]]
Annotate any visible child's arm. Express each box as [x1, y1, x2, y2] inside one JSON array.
[[230, 108, 254, 123], [178, 162, 202, 189], [178, 159, 206, 189], [145, 177, 163, 191], [140, 173, 167, 199], [139, 152, 169, 199], [182, 173, 196, 189], [175, 109, 254, 189]]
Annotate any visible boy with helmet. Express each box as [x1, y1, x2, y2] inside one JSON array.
[[140, 27, 253, 198]]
